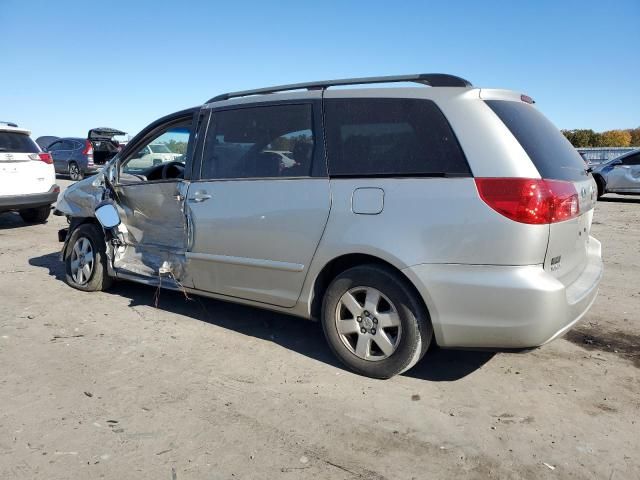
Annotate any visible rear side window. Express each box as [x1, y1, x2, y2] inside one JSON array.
[[621, 152, 640, 166], [201, 104, 315, 179], [0, 132, 39, 153], [486, 100, 588, 181], [324, 98, 469, 177]]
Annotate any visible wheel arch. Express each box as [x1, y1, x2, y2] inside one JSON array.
[[593, 173, 606, 196], [309, 253, 430, 328]]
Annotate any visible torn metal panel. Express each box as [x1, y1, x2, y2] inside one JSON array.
[[57, 171, 190, 284], [56, 173, 107, 218], [110, 181, 190, 284]]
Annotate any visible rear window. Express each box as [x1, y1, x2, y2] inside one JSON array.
[[485, 100, 588, 181], [0, 132, 39, 153], [324, 98, 470, 177]]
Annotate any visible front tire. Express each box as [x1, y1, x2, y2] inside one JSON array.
[[64, 223, 113, 291], [69, 162, 84, 181], [321, 264, 432, 379], [19, 206, 51, 224]]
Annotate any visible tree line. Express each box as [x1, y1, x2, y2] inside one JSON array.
[[562, 128, 640, 148]]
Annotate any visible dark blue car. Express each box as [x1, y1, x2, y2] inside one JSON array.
[[44, 128, 125, 181]]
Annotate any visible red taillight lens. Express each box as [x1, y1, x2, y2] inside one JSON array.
[[30, 152, 53, 164], [475, 178, 579, 224], [82, 139, 93, 155]]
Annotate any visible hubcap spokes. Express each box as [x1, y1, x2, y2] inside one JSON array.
[[70, 237, 94, 285], [335, 287, 401, 361]]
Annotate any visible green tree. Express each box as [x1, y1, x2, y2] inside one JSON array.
[[561, 129, 600, 147], [600, 130, 631, 147], [628, 128, 640, 146]]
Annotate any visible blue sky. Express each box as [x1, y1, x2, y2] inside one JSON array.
[[1, 0, 638, 139]]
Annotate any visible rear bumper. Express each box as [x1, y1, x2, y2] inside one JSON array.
[[403, 237, 603, 349], [0, 185, 59, 212]]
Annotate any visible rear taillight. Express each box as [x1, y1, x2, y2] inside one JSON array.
[[475, 178, 579, 224], [83, 140, 94, 164], [29, 152, 53, 164]]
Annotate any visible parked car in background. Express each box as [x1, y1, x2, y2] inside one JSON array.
[[35, 136, 59, 151], [56, 74, 602, 379], [124, 142, 183, 171], [0, 121, 58, 223], [592, 149, 640, 198], [45, 128, 126, 181], [47, 137, 97, 180]]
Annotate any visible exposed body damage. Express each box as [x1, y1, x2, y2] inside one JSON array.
[[57, 168, 190, 287]]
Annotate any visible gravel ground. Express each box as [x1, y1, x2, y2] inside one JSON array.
[[1, 179, 638, 479]]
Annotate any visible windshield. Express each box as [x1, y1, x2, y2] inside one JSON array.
[[149, 144, 171, 153]]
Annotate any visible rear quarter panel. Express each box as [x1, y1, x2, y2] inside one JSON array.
[[318, 178, 549, 266], [297, 177, 550, 316]]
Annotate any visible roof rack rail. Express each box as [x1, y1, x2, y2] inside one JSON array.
[[206, 73, 472, 103], [0, 121, 19, 128]]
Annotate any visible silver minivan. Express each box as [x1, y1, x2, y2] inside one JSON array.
[[56, 74, 603, 378]]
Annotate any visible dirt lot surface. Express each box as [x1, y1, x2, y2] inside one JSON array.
[[1, 179, 638, 479]]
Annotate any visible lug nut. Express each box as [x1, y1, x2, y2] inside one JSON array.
[[373, 318, 378, 324], [363, 310, 370, 317], [371, 328, 376, 335], [361, 328, 366, 334], [357, 316, 362, 322]]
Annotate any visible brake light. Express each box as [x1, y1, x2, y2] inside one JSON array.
[[520, 94, 535, 104], [83, 140, 94, 165], [29, 152, 53, 164], [475, 178, 579, 224]]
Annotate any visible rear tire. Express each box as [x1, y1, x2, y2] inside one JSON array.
[[594, 175, 605, 199], [321, 264, 432, 379], [64, 223, 113, 292], [69, 162, 83, 181], [19, 206, 51, 224]]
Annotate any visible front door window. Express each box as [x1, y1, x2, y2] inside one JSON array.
[[120, 121, 192, 182]]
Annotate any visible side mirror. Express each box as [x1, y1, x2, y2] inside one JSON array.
[[95, 202, 121, 229]]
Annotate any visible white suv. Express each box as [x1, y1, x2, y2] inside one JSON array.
[[0, 122, 58, 223]]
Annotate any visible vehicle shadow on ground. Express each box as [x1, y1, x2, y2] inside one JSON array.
[[599, 195, 640, 204], [30, 251, 494, 382], [0, 212, 32, 230]]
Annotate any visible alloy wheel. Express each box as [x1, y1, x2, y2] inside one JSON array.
[[70, 237, 94, 285], [69, 163, 81, 181], [334, 286, 402, 361]]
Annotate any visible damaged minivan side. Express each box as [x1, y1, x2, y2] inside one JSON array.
[[57, 108, 196, 290], [56, 74, 603, 379]]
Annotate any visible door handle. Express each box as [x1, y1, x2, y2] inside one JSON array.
[[188, 190, 212, 203]]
